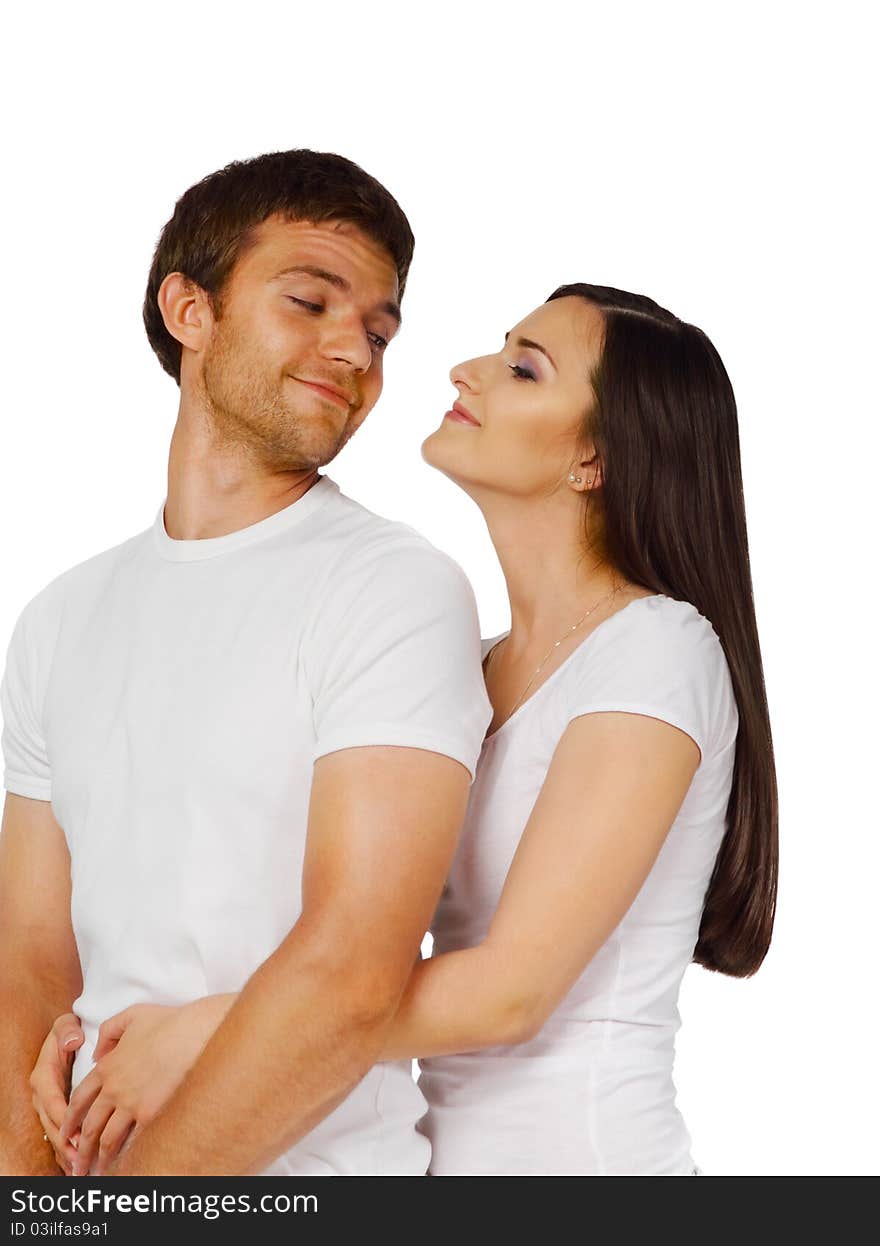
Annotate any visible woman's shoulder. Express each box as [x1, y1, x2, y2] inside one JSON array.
[[588, 593, 724, 665], [562, 593, 737, 760], [481, 595, 724, 672]]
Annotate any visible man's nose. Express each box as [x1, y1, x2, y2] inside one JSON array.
[[318, 316, 373, 372]]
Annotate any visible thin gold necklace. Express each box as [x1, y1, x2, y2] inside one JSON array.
[[487, 583, 626, 722]]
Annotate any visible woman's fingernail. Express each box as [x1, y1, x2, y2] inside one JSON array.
[[63, 1036, 80, 1048]]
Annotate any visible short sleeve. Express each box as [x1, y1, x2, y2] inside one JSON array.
[[306, 538, 492, 780], [1, 597, 53, 801], [565, 597, 736, 764]]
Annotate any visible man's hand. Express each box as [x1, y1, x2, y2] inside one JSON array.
[[29, 1012, 83, 1175]]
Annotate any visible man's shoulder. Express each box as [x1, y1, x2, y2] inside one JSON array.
[[14, 527, 152, 631], [321, 481, 465, 576], [306, 484, 475, 627]]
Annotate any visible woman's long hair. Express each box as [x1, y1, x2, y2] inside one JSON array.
[[547, 283, 777, 976]]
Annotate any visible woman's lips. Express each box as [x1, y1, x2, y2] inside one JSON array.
[[444, 402, 481, 427]]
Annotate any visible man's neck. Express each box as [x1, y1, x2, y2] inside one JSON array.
[[162, 402, 319, 542]]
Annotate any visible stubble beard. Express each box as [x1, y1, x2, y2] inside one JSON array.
[[200, 325, 353, 474]]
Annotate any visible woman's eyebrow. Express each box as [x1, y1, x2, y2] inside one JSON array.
[[274, 264, 401, 326], [504, 331, 556, 369]]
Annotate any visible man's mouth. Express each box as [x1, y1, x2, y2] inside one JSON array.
[[292, 377, 353, 409]]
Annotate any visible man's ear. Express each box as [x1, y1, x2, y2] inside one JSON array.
[[156, 272, 215, 355]]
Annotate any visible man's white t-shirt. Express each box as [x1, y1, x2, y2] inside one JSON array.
[[1, 474, 492, 1175], [418, 595, 738, 1175]]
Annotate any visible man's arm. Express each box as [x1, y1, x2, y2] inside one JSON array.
[[0, 793, 83, 1175], [110, 744, 470, 1176]]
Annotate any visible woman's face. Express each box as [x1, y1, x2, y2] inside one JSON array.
[[422, 296, 605, 497]]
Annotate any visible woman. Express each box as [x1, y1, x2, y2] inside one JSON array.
[[33, 284, 777, 1176]]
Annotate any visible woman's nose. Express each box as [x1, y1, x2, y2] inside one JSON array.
[[449, 358, 479, 391]]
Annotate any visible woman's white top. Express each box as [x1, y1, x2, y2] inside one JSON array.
[[418, 594, 739, 1175]]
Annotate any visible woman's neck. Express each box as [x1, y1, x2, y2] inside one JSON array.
[[476, 488, 628, 657]]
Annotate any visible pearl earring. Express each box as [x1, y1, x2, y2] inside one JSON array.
[[568, 473, 583, 484]]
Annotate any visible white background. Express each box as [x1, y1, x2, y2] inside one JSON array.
[[2, 1, 877, 1176]]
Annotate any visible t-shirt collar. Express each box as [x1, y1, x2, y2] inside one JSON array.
[[152, 474, 337, 562]]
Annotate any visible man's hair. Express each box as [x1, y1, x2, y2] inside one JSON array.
[[143, 149, 415, 384]]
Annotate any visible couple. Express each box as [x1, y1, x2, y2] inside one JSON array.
[[0, 148, 777, 1177]]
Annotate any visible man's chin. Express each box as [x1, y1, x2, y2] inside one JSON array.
[[255, 408, 346, 473], [271, 436, 347, 475]]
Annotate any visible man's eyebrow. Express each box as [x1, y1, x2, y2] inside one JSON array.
[[274, 264, 401, 326], [504, 332, 556, 368]]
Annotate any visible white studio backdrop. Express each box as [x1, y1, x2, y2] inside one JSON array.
[[1, 1, 877, 1176]]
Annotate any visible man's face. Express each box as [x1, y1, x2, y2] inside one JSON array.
[[195, 215, 401, 471]]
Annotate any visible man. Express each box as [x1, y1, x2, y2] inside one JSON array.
[[0, 149, 490, 1176]]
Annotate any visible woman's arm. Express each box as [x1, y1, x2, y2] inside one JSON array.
[[37, 709, 698, 1169], [381, 709, 701, 1060], [31, 996, 236, 1176]]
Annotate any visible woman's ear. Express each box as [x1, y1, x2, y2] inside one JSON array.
[[584, 454, 603, 491], [157, 272, 215, 356], [567, 447, 603, 492]]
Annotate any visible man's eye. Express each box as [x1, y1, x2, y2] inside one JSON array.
[[287, 297, 323, 312]]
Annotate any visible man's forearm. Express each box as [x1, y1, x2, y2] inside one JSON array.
[[111, 937, 398, 1176], [0, 979, 74, 1175]]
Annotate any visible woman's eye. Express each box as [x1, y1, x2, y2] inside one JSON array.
[[368, 332, 389, 352], [508, 363, 536, 381], [287, 297, 323, 312]]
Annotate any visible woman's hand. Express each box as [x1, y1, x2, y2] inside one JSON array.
[[60, 996, 234, 1176], [29, 1012, 85, 1175]]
